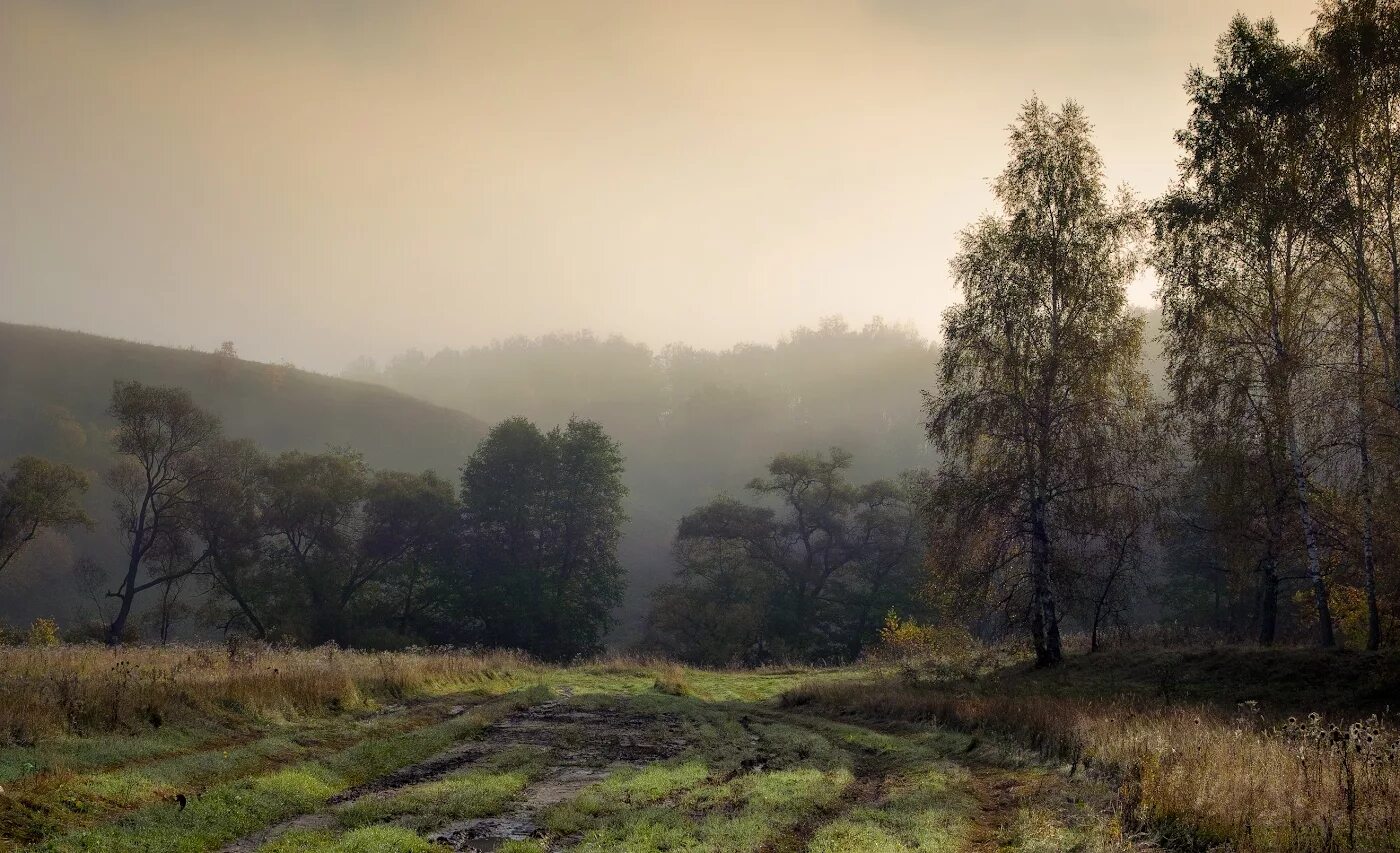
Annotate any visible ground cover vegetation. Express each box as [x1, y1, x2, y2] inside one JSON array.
[[0, 644, 1151, 853]]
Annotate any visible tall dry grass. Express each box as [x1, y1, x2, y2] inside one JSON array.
[[0, 643, 535, 744], [783, 680, 1400, 852]]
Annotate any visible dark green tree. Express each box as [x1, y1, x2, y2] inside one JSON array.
[[0, 456, 90, 578], [460, 416, 626, 659], [259, 450, 455, 644], [186, 437, 270, 638], [649, 449, 926, 663], [364, 469, 460, 643]]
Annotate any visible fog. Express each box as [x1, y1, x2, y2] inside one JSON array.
[[2, 0, 1315, 373]]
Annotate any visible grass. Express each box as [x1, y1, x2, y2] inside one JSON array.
[[0, 644, 533, 745], [258, 825, 442, 853], [785, 644, 1400, 853], [19, 642, 1377, 852], [804, 768, 967, 853], [12, 688, 549, 852], [332, 745, 549, 831]]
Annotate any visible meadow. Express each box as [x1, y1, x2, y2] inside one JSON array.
[[0, 642, 1395, 852]]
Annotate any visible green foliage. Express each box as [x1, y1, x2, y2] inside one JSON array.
[[257, 448, 461, 646], [0, 455, 90, 576], [647, 450, 927, 664], [356, 320, 939, 639], [104, 381, 224, 645], [1152, 14, 1351, 648], [25, 617, 59, 647], [460, 416, 627, 659], [0, 321, 485, 633]]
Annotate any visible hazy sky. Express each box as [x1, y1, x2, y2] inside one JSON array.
[[3, 0, 1318, 373]]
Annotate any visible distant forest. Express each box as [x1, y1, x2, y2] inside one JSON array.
[[343, 317, 941, 641]]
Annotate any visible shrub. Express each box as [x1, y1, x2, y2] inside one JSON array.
[[652, 663, 691, 696], [26, 618, 59, 648]]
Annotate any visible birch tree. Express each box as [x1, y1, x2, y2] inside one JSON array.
[[1154, 17, 1340, 646], [927, 98, 1148, 666]]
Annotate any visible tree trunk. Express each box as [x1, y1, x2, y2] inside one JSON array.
[[1284, 417, 1336, 647], [1029, 496, 1062, 666], [107, 546, 143, 646], [1258, 554, 1278, 646], [224, 580, 267, 640], [1357, 295, 1382, 651]]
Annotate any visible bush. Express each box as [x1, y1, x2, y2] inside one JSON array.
[[870, 611, 981, 676], [26, 618, 59, 647], [652, 663, 691, 696]]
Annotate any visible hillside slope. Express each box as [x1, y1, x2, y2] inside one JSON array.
[[0, 322, 485, 475], [0, 322, 486, 627]]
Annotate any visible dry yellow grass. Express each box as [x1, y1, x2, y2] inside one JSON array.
[[783, 679, 1400, 852], [0, 643, 535, 743]]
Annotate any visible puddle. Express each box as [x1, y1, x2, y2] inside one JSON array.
[[431, 816, 539, 851]]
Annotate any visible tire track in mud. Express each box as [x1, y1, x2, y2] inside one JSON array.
[[430, 701, 690, 851], [219, 699, 691, 853]]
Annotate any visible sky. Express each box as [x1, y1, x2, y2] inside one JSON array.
[[2, 0, 1318, 374]]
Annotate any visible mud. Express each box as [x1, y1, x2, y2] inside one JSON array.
[[430, 701, 690, 852], [218, 699, 690, 853]]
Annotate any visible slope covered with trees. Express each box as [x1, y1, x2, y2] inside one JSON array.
[[0, 323, 487, 628]]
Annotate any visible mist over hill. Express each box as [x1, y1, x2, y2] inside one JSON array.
[[0, 322, 486, 628], [0, 314, 1165, 641], [347, 317, 942, 640]]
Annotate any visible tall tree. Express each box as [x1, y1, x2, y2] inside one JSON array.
[[460, 417, 627, 660], [259, 449, 453, 645], [105, 381, 222, 645], [460, 418, 556, 651], [186, 438, 270, 638], [539, 418, 627, 659], [1309, 0, 1400, 649], [0, 456, 90, 577], [1154, 17, 1340, 646], [927, 99, 1147, 666], [363, 469, 459, 642]]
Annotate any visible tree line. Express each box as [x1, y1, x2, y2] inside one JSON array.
[[927, 2, 1400, 664], [644, 1, 1400, 666], [1, 382, 626, 659]]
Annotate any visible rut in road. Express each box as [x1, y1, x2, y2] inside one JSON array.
[[219, 698, 691, 853]]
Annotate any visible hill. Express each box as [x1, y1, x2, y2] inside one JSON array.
[[0, 322, 487, 626]]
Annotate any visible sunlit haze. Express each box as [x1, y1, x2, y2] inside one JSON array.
[[3, 0, 1316, 372]]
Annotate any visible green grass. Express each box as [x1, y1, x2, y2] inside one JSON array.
[[0, 726, 234, 784], [806, 768, 968, 853], [257, 825, 444, 853], [28, 688, 550, 853], [538, 695, 987, 853], [2, 658, 1158, 853], [333, 746, 549, 832]]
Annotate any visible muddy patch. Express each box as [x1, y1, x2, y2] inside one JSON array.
[[219, 699, 689, 853], [327, 743, 492, 805], [430, 702, 689, 851]]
